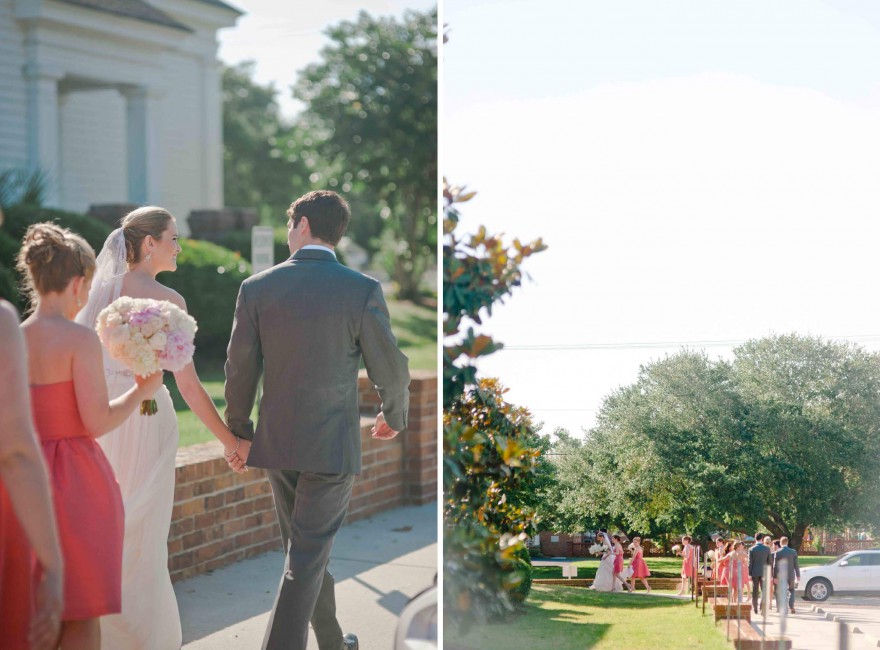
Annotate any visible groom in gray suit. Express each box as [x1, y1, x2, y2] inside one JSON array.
[[224, 190, 410, 650]]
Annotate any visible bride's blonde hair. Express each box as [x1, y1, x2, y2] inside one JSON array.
[[121, 206, 174, 264]]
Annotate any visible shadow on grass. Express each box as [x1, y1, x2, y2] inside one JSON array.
[[446, 585, 700, 650], [393, 309, 435, 345]]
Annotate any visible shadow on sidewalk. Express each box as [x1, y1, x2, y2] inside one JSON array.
[[176, 504, 437, 645]]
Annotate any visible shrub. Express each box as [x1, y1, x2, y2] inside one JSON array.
[[0, 228, 18, 269], [160, 239, 250, 363], [0, 262, 18, 307], [2, 204, 111, 253], [509, 544, 533, 605], [210, 229, 289, 266]]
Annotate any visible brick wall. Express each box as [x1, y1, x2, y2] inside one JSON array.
[[168, 369, 437, 582]]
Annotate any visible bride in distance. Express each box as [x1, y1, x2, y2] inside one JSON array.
[[77, 207, 248, 649], [591, 531, 620, 592]]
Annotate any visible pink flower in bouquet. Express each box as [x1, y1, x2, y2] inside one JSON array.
[[96, 298, 197, 413]]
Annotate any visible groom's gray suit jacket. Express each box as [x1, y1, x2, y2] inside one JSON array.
[[224, 248, 410, 474]]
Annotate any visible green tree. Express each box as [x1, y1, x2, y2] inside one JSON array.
[[222, 62, 308, 222], [443, 181, 546, 627], [581, 336, 880, 549], [293, 9, 437, 300]]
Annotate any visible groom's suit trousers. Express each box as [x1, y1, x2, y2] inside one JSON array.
[[262, 469, 356, 650]]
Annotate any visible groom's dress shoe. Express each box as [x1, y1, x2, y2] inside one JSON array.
[[343, 633, 359, 650]]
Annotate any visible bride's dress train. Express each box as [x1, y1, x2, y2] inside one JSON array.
[[98, 357, 182, 649]]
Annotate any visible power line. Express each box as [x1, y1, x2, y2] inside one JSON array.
[[500, 334, 880, 351]]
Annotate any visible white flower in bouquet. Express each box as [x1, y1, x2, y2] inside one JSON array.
[[97, 298, 197, 414], [706, 549, 716, 561], [589, 543, 606, 556], [671, 544, 682, 554]]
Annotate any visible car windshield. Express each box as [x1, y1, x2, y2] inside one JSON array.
[[832, 553, 851, 564]]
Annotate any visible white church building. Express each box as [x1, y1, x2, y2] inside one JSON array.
[[0, 0, 241, 231]]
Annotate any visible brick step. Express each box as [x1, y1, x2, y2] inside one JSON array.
[[720, 620, 791, 649], [712, 600, 752, 621]]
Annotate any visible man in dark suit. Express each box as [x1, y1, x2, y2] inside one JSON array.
[[225, 191, 410, 650], [773, 536, 801, 614], [749, 534, 773, 613]]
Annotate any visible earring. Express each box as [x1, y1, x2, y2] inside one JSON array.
[[77, 297, 82, 308], [145, 252, 153, 262]]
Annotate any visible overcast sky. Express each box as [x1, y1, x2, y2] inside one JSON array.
[[445, 0, 880, 437], [217, 0, 436, 119]]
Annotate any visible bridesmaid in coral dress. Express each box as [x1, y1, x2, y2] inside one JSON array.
[[677, 535, 695, 595], [17, 223, 161, 650], [0, 299, 64, 650], [628, 537, 652, 593]]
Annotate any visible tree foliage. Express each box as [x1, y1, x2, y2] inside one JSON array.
[[293, 9, 437, 300], [222, 62, 309, 222], [443, 181, 546, 627], [571, 336, 880, 549]]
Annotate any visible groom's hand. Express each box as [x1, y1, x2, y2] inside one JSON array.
[[371, 412, 399, 440]]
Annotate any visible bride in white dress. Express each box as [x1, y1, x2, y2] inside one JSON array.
[[77, 207, 249, 649], [591, 532, 620, 592]]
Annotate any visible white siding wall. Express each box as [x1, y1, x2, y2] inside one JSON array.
[[59, 89, 127, 212], [0, 0, 29, 170], [157, 52, 204, 224]]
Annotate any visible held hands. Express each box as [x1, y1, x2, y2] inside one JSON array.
[[371, 412, 399, 440], [224, 437, 251, 474], [30, 563, 63, 650]]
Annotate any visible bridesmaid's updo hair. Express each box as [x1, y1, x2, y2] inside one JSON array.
[[121, 206, 174, 264], [16, 222, 96, 305]]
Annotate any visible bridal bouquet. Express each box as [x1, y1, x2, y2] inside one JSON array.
[[97, 297, 197, 415], [589, 543, 606, 556]]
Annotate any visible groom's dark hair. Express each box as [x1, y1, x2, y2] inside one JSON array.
[[287, 191, 351, 246]]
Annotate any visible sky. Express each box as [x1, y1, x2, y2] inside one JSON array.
[[445, 0, 880, 437], [217, 0, 437, 119]]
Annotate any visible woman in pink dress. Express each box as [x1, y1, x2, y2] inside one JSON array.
[[677, 535, 695, 595], [0, 299, 64, 650], [611, 535, 633, 592], [17, 223, 161, 649], [724, 541, 748, 602], [717, 540, 732, 586], [628, 536, 652, 592]]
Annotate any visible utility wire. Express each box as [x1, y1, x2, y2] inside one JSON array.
[[501, 334, 880, 351]]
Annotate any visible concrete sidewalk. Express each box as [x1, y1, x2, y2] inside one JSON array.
[[175, 503, 437, 649], [752, 603, 879, 650]]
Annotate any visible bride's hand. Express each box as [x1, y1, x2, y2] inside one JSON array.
[[135, 371, 163, 394], [226, 438, 251, 473]]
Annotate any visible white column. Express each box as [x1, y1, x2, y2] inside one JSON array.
[[22, 34, 63, 206], [122, 86, 162, 206], [201, 55, 224, 208]]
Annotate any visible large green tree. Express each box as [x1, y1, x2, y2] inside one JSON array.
[[222, 62, 308, 222], [293, 9, 437, 300], [579, 335, 880, 549]]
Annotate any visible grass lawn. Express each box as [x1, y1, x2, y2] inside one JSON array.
[[532, 555, 838, 581], [170, 298, 436, 448], [445, 584, 731, 650]]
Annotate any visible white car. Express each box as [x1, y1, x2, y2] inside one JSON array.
[[797, 549, 880, 602]]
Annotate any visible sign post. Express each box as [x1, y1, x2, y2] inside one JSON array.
[[251, 226, 275, 274]]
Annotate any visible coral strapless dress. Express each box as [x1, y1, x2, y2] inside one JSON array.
[[32, 381, 124, 620], [0, 477, 35, 648]]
